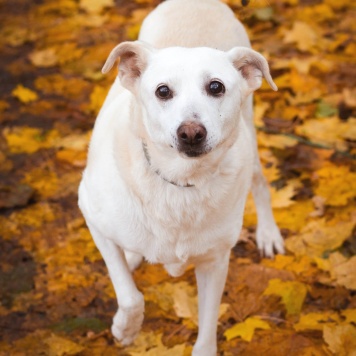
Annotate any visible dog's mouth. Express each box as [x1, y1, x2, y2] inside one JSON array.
[[184, 150, 206, 158], [178, 147, 210, 158]]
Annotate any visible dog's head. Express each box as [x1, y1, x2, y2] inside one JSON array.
[[102, 41, 277, 158]]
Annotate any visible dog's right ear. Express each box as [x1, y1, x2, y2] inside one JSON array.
[[102, 41, 155, 92]]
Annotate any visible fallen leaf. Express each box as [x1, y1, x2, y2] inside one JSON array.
[[29, 47, 58, 67], [341, 309, 356, 324], [257, 132, 298, 150], [43, 333, 84, 356], [315, 100, 338, 118], [323, 324, 356, 356], [88, 85, 109, 114], [224, 316, 270, 342], [263, 279, 308, 315], [294, 311, 340, 331], [331, 256, 356, 290], [3, 126, 60, 154], [270, 183, 298, 209], [79, 0, 115, 14], [12, 84, 38, 103], [285, 218, 354, 258], [295, 117, 354, 151], [126, 331, 186, 356], [283, 21, 319, 52], [313, 164, 356, 206]]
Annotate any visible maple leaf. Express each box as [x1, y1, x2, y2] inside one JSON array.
[[43, 334, 84, 356], [263, 279, 308, 316], [12, 84, 38, 103], [313, 164, 356, 206], [294, 311, 340, 331], [224, 316, 271, 342], [79, 0, 115, 14], [29, 47, 58, 67], [323, 324, 356, 356], [283, 21, 319, 52]]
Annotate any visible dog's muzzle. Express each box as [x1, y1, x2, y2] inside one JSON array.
[[177, 121, 208, 157]]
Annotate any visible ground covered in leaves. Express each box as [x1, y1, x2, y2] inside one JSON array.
[[0, 0, 355, 355]]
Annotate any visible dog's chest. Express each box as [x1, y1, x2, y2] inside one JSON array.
[[127, 174, 244, 264]]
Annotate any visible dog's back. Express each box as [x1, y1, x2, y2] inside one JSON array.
[[139, 0, 250, 50]]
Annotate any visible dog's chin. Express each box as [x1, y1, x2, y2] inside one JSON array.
[[184, 150, 206, 158], [178, 147, 210, 158]]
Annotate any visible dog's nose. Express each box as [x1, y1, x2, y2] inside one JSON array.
[[177, 122, 207, 146]]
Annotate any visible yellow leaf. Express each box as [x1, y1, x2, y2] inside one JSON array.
[[294, 311, 340, 331], [35, 74, 91, 100], [274, 200, 314, 232], [224, 316, 270, 342], [12, 84, 38, 103], [302, 219, 353, 253], [43, 334, 84, 356], [283, 21, 318, 52], [54, 42, 84, 65], [56, 149, 87, 167], [263, 279, 308, 315], [341, 309, 356, 324], [254, 101, 270, 127], [323, 324, 356, 356], [172, 282, 197, 321], [313, 164, 356, 206], [1, 26, 32, 47], [56, 132, 91, 151], [89, 85, 109, 114], [286, 218, 354, 258], [331, 256, 356, 290], [270, 183, 299, 209], [295, 117, 353, 151], [79, 0, 114, 14], [262, 254, 314, 276], [3, 126, 60, 154], [257, 131, 298, 150], [29, 47, 58, 67], [126, 331, 185, 356]]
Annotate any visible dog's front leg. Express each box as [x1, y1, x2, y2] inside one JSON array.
[[193, 251, 230, 356], [88, 225, 144, 345]]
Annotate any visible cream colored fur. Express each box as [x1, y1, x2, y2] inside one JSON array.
[[78, 0, 284, 354]]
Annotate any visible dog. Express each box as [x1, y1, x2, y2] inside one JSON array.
[[78, 0, 284, 354]]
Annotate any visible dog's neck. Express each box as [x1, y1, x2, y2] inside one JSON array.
[[142, 142, 195, 188]]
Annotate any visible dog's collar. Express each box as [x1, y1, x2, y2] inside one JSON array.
[[142, 142, 194, 188]]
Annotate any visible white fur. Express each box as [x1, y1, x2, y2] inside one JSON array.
[[78, 0, 284, 354]]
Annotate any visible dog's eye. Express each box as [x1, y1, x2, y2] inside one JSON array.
[[156, 85, 172, 100], [208, 81, 225, 96]]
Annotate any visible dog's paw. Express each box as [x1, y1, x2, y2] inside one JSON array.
[[256, 224, 285, 258], [111, 295, 144, 345]]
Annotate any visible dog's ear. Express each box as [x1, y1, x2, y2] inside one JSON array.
[[102, 41, 155, 91], [227, 47, 277, 94]]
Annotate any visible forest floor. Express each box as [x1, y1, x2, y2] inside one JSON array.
[[0, 0, 355, 355]]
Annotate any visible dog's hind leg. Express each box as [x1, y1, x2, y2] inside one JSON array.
[[193, 251, 230, 356], [88, 225, 144, 345]]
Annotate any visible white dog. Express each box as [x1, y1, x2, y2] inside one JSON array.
[[78, 0, 284, 354]]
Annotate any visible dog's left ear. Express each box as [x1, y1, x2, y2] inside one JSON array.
[[102, 41, 155, 92], [227, 47, 277, 94]]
